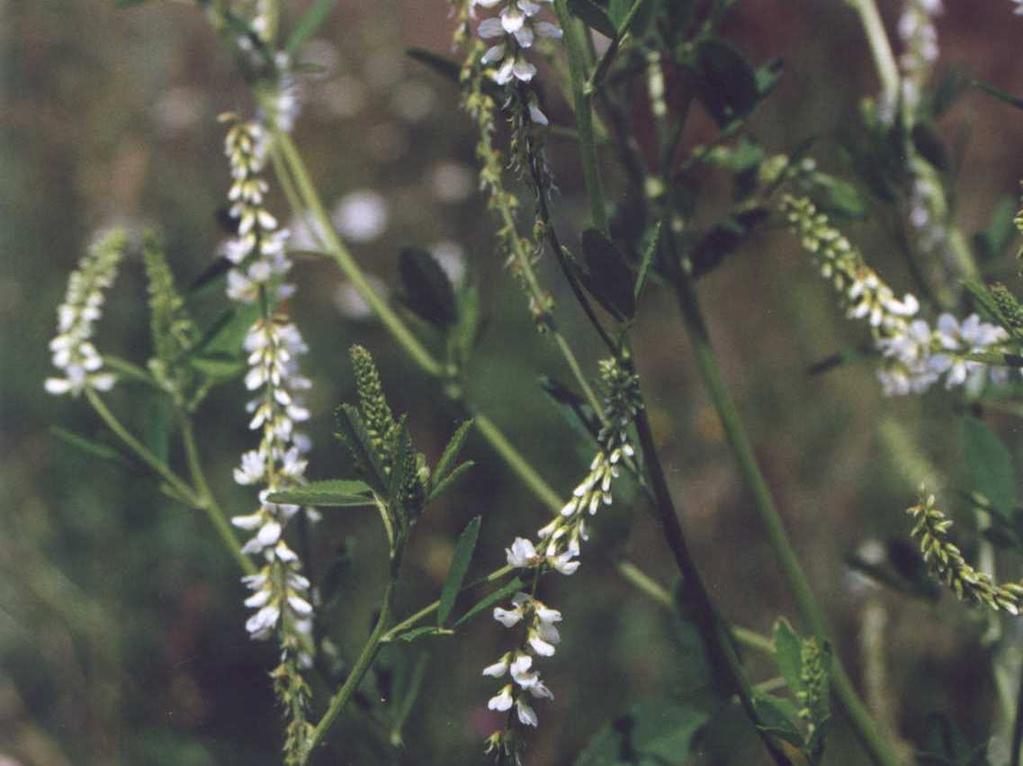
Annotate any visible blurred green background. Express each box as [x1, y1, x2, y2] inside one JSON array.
[[3, 1, 1023, 764]]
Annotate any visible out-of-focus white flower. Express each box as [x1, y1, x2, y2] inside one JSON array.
[[429, 162, 475, 204], [319, 76, 368, 119], [45, 229, 126, 397], [391, 81, 436, 123], [332, 190, 389, 243], [333, 274, 387, 320], [430, 241, 468, 286]]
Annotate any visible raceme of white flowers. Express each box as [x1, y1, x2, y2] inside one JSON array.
[[474, 0, 562, 85], [221, 117, 315, 661], [782, 195, 1013, 397], [897, 0, 942, 115], [45, 229, 127, 397], [483, 360, 640, 748]]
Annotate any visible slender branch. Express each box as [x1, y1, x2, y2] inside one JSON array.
[[85, 389, 198, 504], [180, 414, 256, 576], [304, 579, 396, 761], [1012, 663, 1023, 766], [670, 262, 902, 766], [631, 398, 791, 766], [553, 0, 608, 233]]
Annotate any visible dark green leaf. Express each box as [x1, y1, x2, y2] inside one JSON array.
[[691, 207, 769, 279], [336, 403, 390, 494], [692, 39, 761, 127], [427, 460, 475, 503], [399, 247, 458, 327], [453, 577, 524, 627], [752, 694, 806, 750], [539, 375, 602, 442], [437, 516, 481, 625], [634, 220, 662, 300], [810, 174, 867, 220], [574, 699, 710, 765], [580, 228, 635, 320], [567, 0, 616, 37], [433, 420, 474, 485], [266, 479, 375, 507], [971, 79, 1023, 112], [190, 303, 261, 359], [961, 416, 1017, 516], [755, 59, 784, 98], [972, 197, 1018, 263], [772, 618, 804, 697], [406, 47, 462, 88], [51, 427, 132, 468], [286, 0, 339, 55], [930, 69, 969, 117]]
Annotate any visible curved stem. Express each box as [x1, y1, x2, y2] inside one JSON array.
[[846, 0, 899, 116], [671, 265, 902, 766], [1012, 663, 1023, 766]]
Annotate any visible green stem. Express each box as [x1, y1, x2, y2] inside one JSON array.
[[304, 579, 396, 761], [180, 415, 256, 576], [671, 266, 902, 766], [473, 414, 563, 513], [846, 0, 899, 116], [631, 401, 791, 766], [553, 0, 607, 233], [273, 132, 443, 378], [1011, 663, 1023, 766], [86, 389, 198, 505]]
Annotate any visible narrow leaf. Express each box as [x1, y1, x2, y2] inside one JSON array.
[[51, 427, 132, 468], [336, 403, 390, 494], [286, 0, 339, 55], [438, 515, 482, 625], [427, 460, 475, 503], [453, 576, 524, 627], [634, 220, 662, 300], [972, 79, 1023, 111], [406, 47, 462, 87], [772, 618, 804, 697], [399, 247, 458, 327], [692, 39, 760, 127], [394, 626, 453, 643], [961, 416, 1018, 515], [580, 228, 635, 320], [433, 419, 474, 485], [567, 0, 616, 37], [266, 479, 375, 507]]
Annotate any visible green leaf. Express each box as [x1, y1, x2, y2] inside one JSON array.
[[972, 197, 1018, 263], [266, 479, 375, 507], [539, 375, 601, 443], [961, 416, 1018, 516], [752, 694, 806, 749], [453, 577, 524, 627], [971, 79, 1023, 112], [567, 0, 616, 38], [580, 228, 635, 320], [398, 247, 458, 328], [406, 47, 462, 88], [190, 303, 261, 360], [286, 0, 339, 55], [692, 39, 760, 127], [634, 220, 662, 301], [433, 420, 474, 485], [51, 427, 132, 468], [336, 404, 390, 494], [575, 699, 710, 765], [772, 618, 804, 697], [437, 515, 482, 625], [810, 173, 867, 220], [143, 394, 174, 465], [188, 354, 246, 381], [691, 207, 769, 279], [453, 285, 481, 368], [426, 460, 475, 503]]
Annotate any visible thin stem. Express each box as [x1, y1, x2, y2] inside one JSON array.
[[304, 579, 396, 761], [180, 415, 256, 576], [671, 265, 901, 766], [273, 132, 443, 377], [1012, 663, 1023, 766], [85, 389, 198, 504], [846, 0, 899, 115], [553, 0, 608, 233], [631, 401, 791, 766]]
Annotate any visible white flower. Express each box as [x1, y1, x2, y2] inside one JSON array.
[[515, 697, 539, 727], [488, 685, 514, 712], [473, 0, 561, 99], [506, 537, 539, 568], [483, 654, 511, 678]]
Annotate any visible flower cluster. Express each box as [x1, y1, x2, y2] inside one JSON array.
[[907, 491, 1023, 614], [45, 230, 127, 397], [782, 195, 1014, 396], [482, 359, 640, 750], [473, 0, 562, 87], [220, 117, 313, 649]]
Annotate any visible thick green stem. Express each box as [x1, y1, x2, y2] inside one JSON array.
[[846, 0, 899, 115], [304, 579, 396, 761], [671, 268, 902, 766], [553, 0, 607, 233]]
